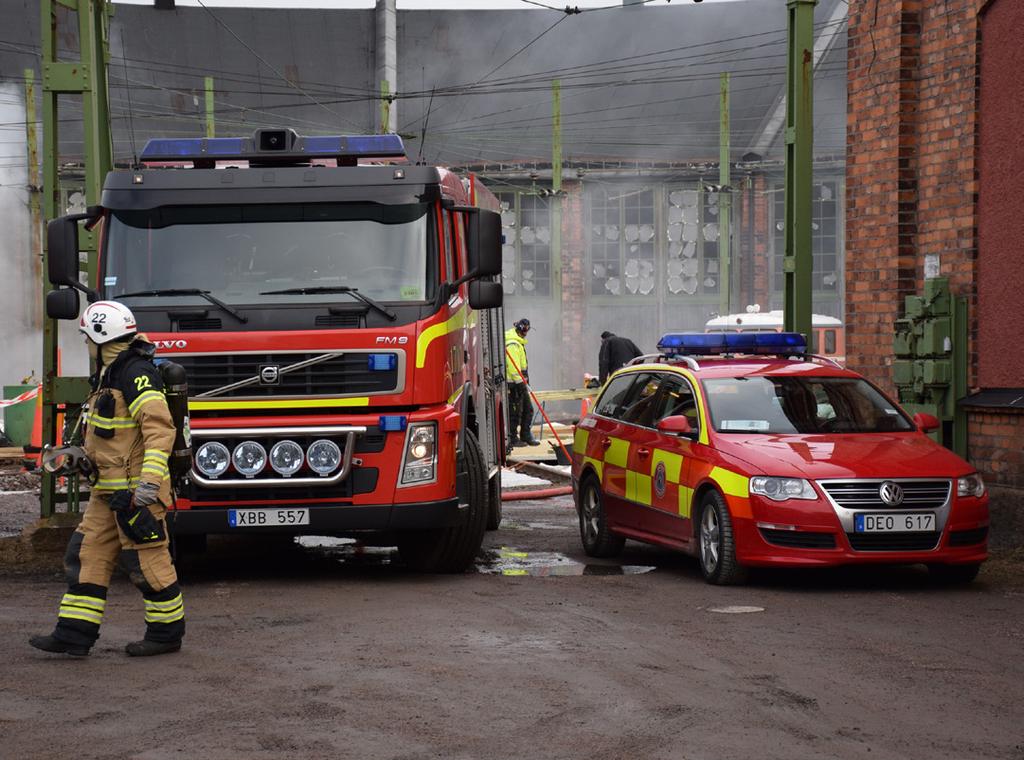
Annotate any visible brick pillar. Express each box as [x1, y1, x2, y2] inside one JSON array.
[[846, 0, 922, 392], [559, 180, 586, 387]]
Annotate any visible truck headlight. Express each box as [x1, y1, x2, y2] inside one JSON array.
[[957, 473, 985, 498], [269, 440, 304, 477], [232, 441, 267, 477], [307, 439, 342, 476], [401, 422, 436, 485], [750, 476, 817, 501], [195, 442, 230, 478]]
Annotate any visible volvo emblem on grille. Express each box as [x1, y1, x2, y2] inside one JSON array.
[[879, 481, 905, 506], [259, 365, 281, 385]]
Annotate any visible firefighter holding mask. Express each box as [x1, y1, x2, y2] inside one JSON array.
[[30, 301, 186, 657]]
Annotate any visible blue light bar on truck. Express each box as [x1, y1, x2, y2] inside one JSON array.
[[139, 128, 406, 164], [657, 332, 807, 357], [378, 415, 408, 433]]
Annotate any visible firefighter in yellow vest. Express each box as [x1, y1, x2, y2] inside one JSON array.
[[505, 317, 539, 446], [30, 301, 185, 657]]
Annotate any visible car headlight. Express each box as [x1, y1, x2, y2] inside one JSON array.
[[750, 476, 817, 501], [232, 441, 267, 478], [957, 473, 985, 498], [401, 422, 436, 485], [307, 439, 342, 476], [269, 440, 304, 477], [195, 441, 230, 478]]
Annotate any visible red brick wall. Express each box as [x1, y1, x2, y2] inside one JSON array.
[[847, 0, 985, 391], [847, 0, 1022, 489], [967, 409, 1024, 489], [977, 0, 1024, 388]]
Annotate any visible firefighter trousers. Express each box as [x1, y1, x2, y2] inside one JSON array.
[[51, 492, 185, 650], [508, 382, 534, 441]]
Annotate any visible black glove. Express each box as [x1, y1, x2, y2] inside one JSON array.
[[109, 490, 165, 544]]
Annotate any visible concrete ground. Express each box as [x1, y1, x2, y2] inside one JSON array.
[[1, 493, 1023, 760]]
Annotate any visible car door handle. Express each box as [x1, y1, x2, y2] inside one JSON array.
[[637, 447, 650, 458], [601, 439, 613, 449]]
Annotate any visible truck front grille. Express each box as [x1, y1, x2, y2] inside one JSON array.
[[175, 352, 399, 398]]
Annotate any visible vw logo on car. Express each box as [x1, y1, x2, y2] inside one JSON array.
[[879, 481, 905, 506]]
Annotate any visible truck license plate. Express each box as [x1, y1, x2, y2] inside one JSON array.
[[854, 513, 935, 533], [228, 508, 310, 527]]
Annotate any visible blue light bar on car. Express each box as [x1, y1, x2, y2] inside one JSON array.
[[367, 353, 398, 371], [657, 332, 807, 356], [139, 129, 406, 163], [378, 415, 408, 433]]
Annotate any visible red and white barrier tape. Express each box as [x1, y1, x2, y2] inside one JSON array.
[[0, 385, 40, 409]]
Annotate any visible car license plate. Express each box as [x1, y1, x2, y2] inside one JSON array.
[[228, 508, 310, 527], [854, 513, 935, 533]]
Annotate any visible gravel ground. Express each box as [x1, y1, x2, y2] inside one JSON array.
[[1, 495, 1023, 760]]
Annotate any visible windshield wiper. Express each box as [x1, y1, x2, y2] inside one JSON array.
[[116, 289, 248, 324], [259, 286, 397, 321]]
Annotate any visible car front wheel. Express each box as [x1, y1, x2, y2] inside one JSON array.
[[578, 477, 624, 558], [698, 490, 748, 585]]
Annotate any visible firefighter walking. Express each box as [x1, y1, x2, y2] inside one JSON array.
[[505, 317, 539, 447], [30, 301, 185, 657]]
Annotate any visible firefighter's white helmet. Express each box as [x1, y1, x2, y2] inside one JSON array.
[[79, 301, 138, 345]]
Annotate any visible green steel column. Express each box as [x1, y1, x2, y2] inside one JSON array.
[[551, 79, 563, 385], [718, 72, 731, 317], [783, 0, 817, 339], [380, 80, 390, 135], [25, 70, 43, 327], [205, 76, 215, 138], [39, 0, 114, 517]]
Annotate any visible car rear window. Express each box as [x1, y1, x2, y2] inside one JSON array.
[[703, 376, 913, 434]]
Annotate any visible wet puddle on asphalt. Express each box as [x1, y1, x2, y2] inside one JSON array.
[[295, 537, 656, 576], [476, 547, 656, 577]]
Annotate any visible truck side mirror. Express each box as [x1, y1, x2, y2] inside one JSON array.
[[466, 209, 502, 278], [468, 280, 503, 310], [46, 288, 80, 320], [47, 216, 80, 287]]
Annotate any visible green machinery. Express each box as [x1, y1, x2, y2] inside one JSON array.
[[893, 276, 968, 457]]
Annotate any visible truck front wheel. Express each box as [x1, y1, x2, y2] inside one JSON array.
[[397, 429, 488, 573]]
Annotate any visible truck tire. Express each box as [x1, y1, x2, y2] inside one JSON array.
[[398, 430, 488, 573], [485, 468, 502, 531]]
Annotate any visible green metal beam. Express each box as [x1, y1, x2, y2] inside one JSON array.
[[39, 0, 114, 517], [205, 76, 215, 138], [718, 72, 731, 317], [783, 0, 816, 339]]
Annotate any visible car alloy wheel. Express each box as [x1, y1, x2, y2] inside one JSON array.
[[700, 504, 720, 575], [697, 490, 748, 585], [578, 477, 624, 558]]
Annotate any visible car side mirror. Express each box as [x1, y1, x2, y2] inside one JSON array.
[[465, 209, 502, 279], [657, 414, 698, 439], [468, 279, 503, 310], [913, 412, 940, 433], [46, 288, 81, 320]]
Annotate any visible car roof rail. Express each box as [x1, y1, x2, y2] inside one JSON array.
[[801, 353, 844, 368], [626, 353, 701, 372]]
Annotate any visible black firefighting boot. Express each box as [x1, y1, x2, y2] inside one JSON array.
[[124, 638, 182, 657], [29, 634, 90, 657]]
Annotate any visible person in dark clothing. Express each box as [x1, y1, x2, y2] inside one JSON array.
[[599, 331, 643, 384]]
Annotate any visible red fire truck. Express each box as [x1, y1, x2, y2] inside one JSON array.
[[44, 128, 508, 573]]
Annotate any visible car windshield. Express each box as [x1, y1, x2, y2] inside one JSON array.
[[702, 375, 913, 434], [103, 203, 436, 305]]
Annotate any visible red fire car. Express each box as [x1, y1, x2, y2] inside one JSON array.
[[571, 332, 989, 585]]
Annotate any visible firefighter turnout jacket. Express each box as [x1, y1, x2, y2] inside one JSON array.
[[84, 336, 176, 501], [505, 327, 528, 384]]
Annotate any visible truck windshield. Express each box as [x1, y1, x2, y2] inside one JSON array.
[[104, 203, 436, 305], [702, 376, 914, 434]]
